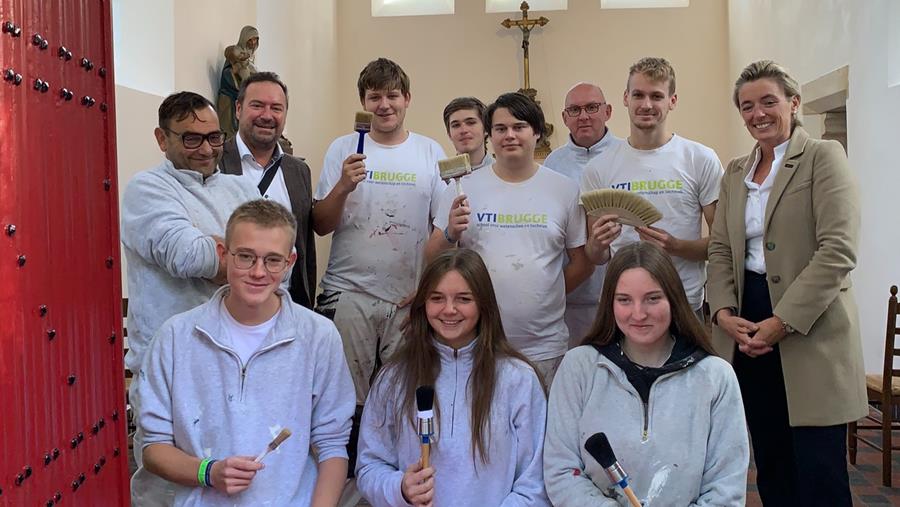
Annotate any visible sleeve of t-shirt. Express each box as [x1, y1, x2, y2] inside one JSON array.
[[431, 182, 456, 231], [564, 182, 587, 249], [314, 137, 346, 201], [428, 141, 449, 219], [697, 147, 724, 207]]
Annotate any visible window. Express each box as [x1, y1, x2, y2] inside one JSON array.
[[371, 0, 454, 17], [485, 0, 567, 13], [601, 0, 689, 9]]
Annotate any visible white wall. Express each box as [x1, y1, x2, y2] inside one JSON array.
[[113, 1, 339, 295], [728, 0, 900, 372], [335, 0, 733, 161]]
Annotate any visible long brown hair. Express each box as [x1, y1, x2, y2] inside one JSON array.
[[382, 248, 540, 464], [582, 242, 715, 354]]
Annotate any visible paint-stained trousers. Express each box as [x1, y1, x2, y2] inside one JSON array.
[[315, 289, 408, 405]]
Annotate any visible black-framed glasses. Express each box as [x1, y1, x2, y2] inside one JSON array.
[[564, 103, 606, 117], [164, 128, 226, 149], [229, 250, 290, 274]]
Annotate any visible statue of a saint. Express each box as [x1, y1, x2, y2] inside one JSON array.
[[217, 25, 259, 137]]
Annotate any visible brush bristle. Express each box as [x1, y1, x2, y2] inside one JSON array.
[[581, 189, 663, 227], [584, 432, 616, 468], [415, 385, 435, 412], [273, 428, 292, 445], [437, 154, 472, 180], [354, 111, 374, 132]]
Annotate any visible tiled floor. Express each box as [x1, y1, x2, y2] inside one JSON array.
[[745, 442, 900, 506]]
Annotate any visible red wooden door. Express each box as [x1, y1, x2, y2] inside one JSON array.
[[0, 0, 128, 505]]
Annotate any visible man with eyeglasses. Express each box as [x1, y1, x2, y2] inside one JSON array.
[[543, 82, 623, 347], [219, 72, 317, 310], [138, 199, 354, 506], [122, 91, 258, 506]]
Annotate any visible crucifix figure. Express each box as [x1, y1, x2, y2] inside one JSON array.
[[501, 1, 548, 91], [501, 1, 554, 158]]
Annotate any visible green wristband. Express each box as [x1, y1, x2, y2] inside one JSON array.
[[197, 458, 211, 487]]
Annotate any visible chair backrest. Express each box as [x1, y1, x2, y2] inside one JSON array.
[[883, 286, 900, 403]]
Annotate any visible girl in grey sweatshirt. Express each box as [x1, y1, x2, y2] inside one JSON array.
[[544, 242, 749, 506], [356, 249, 550, 506]]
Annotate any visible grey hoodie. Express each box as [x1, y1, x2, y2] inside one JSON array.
[[136, 286, 355, 506], [544, 345, 749, 506], [121, 159, 258, 373], [356, 338, 550, 506]]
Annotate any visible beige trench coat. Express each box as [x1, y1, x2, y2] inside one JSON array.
[[707, 127, 867, 427]]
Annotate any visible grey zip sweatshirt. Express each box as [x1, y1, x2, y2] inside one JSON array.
[[136, 286, 355, 506], [357, 338, 550, 506], [544, 345, 749, 506]]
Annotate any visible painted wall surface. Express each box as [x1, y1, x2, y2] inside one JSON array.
[[728, 0, 900, 373], [113, 0, 339, 294], [335, 0, 733, 162], [111, 0, 174, 96]]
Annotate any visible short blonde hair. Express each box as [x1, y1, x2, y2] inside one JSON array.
[[733, 60, 802, 128], [628, 57, 676, 95], [225, 199, 297, 248]]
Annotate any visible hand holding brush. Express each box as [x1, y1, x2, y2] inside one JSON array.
[[254, 428, 292, 463]]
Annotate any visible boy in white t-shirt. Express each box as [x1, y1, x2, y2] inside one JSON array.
[[426, 92, 593, 386], [311, 58, 445, 479], [442, 96, 493, 172], [582, 57, 723, 313]]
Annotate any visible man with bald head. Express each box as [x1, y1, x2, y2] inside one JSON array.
[[543, 82, 623, 346]]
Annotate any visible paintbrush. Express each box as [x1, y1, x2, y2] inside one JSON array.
[[438, 153, 472, 195], [416, 386, 435, 468], [253, 428, 292, 463], [354, 111, 374, 154]]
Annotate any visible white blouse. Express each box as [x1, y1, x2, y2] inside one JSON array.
[[743, 140, 790, 274]]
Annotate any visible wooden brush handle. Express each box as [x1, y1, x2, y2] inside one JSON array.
[[623, 485, 642, 507], [420, 443, 430, 468]]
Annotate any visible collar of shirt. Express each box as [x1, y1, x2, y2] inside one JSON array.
[[236, 132, 284, 170], [566, 127, 614, 154], [163, 158, 220, 185], [743, 138, 790, 191]]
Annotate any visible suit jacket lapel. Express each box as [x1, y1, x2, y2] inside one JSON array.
[[764, 127, 809, 232], [280, 157, 304, 219], [220, 138, 244, 175], [732, 150, 752, 267]]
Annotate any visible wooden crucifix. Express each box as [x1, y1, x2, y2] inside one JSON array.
[[501, 1, 549, 91], [500, 1, 554, 158]]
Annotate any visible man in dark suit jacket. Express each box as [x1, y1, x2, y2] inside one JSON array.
[[219, 71, 316, 308]]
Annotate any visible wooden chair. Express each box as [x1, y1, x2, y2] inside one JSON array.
[[848, 285, 900, 487]]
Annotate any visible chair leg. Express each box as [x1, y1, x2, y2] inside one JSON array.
[[848, 420, 858, 464], [883, 407, 892, 488]]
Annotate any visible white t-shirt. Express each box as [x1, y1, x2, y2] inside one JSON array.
[[581, 135, 723, 309], [315, 132, 446, 303], [434, 165, 587, 361], [219, 300, 278, 366], [543, 131, 623, 306]]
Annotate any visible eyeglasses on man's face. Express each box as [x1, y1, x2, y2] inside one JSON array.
[[564, 103, 606, 118], [229, 250, 289, 274], [165, 128, 227, 149]]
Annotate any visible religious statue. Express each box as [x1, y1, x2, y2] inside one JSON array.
[[501, 1, 554, 159], [216, 25, 259, 138]]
